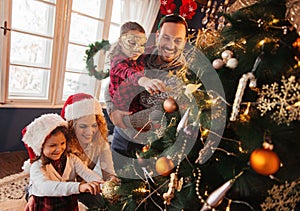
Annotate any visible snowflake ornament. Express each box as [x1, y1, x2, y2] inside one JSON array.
[[257, 76, 300, 125], [161, 0, 168, 6], [261, 180, 300, 211]]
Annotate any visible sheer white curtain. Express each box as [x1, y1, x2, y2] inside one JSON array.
[[121, 0, 160, 35]]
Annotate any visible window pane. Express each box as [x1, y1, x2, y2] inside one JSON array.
[[99, 77, 110, 103], [69, 13, 104, 44], [62, 72, 97, 100], [10, 32, 52, 68], [8, 66, 50, 99], [111, 0, 123, 24], [42, 0, 56, 3], [108, 24, 121, 43], [12, 0, 55, 37], [66, 44, 86, 73], [72, 0, 106, 19]]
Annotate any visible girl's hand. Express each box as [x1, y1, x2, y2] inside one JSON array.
[[79, 181, 104, 195], [24, 195, 34, 211]]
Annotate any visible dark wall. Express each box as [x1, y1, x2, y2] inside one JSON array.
[[0, 108, 114, 152], [0, 108, 61, 152]]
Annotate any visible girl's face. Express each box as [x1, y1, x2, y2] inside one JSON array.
[[74, 115, 99, 146], [119, 30, 147, 60], [42, 131, 66, 161]]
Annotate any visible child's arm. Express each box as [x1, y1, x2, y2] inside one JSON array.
[[30, 160, 83, 196], [110, 59, 144, 86], [79, 181, 101, 195], [138, 77, 166, 95]]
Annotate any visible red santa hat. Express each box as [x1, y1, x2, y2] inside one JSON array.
[[61, 93, 103, 121], [21, 113, 67, 172]]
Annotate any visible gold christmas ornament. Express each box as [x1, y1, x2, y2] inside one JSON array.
[[195, 28, 220, 49], [163, 173, 183, 205], [250, 148, 280, 176], [155, 157, 175, 176], [227, 0, 259, 13], [286, 0, 300, 35], [101, 180, 120, 204], [163, 97, 178, 113]]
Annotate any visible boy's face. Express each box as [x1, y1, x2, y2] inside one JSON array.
[[42, 131, 66, 161], [120, 30, 147, 60], [156, 22, 187, 63]]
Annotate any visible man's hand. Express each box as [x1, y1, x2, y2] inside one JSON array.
[[110, 109, 132, 128]]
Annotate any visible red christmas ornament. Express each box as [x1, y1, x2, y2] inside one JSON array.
[[250, 148, 280, 176], [179, 0, 197, 20], [160, 0, 176, 15], [155, 157, 174, 176], [163, 97, 178, 113]]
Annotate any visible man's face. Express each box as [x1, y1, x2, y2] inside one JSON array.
[[156, 22, 187, 63]]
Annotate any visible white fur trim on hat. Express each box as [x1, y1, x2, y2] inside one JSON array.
[[64, 98, 103, 121], [22, 113, 67, 157], [22, 159, 31, 173]]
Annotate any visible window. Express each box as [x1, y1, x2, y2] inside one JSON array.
[[0, 0, 123, 107], [0, 0, 160, 108]]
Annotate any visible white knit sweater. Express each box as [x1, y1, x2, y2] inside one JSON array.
[[30, 153, 102, 197]]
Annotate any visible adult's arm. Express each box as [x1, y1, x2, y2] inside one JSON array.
[[103, 79, 131, 128]]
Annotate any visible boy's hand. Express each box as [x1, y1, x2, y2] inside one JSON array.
[[138, 77, 166, 95]]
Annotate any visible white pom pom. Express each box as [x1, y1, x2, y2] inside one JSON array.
[[22, 159, 31, 173], [212, 58, 225, 69], [221, 50, 233, 62], [226, 58, 238, 69]]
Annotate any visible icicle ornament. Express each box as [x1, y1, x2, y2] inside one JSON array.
[[230, 72, 256, 121], [176, 108, 190, 133], [230, 53, 264, 121], [200, 172, 243, 211]]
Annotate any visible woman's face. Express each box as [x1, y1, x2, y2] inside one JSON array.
[[42, 131, 66, 161], [74, 115, 99, 146]]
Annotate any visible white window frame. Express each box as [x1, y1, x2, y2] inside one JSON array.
[[0, 0, 114, 108]]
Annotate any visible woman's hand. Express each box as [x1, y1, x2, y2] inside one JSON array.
[[109, 175, 120, 184]]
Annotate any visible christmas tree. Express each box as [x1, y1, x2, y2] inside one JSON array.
[[99, 0, 300, 210]]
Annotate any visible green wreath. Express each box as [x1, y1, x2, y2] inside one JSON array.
[[85, 39, 111, 80]]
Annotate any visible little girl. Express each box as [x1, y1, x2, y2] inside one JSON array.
[[22, 113, 103, 211]]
